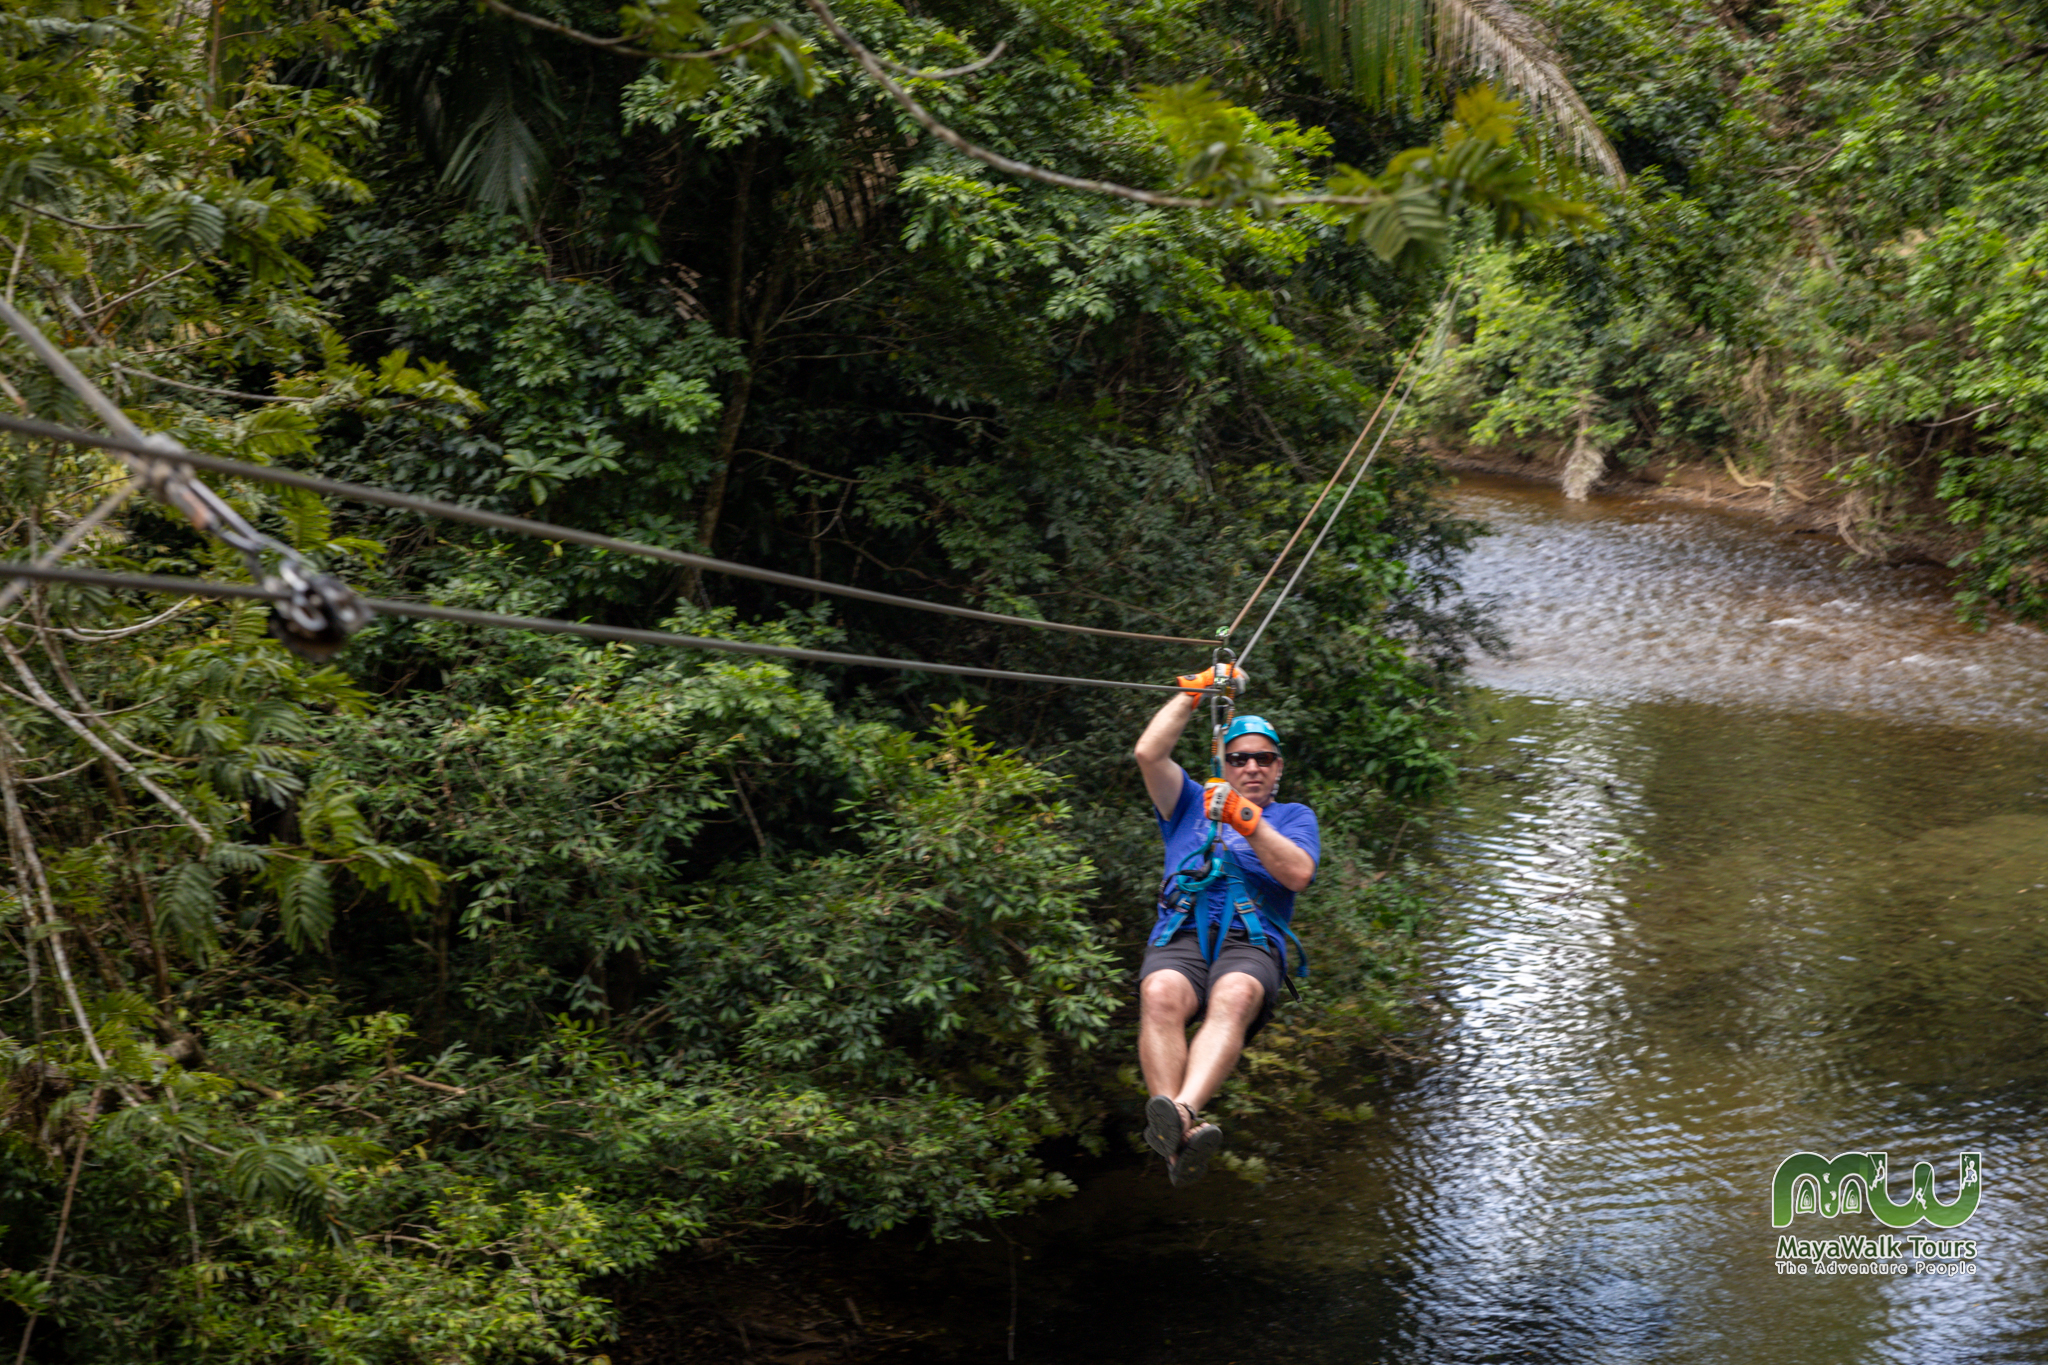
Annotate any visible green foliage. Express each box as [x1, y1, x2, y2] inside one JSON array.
[[677, 704, 1119, 1089], [1134, 77, 1588, 260], [1418, 0, 2048, 623], [1328, 85, 1592, 265], [0, 0, 1521, 1356]]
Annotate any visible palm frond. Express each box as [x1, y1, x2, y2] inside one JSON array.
[[1291, 0, 1434, 112], [1433, 0, 1624, 180], [358, 9, 559, 218], [1271, 0, 1625, 181], [443, 83, 550, 219]]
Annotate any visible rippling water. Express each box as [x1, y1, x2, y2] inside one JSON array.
[[1459, 474, 2048, 730], [898, 475, 2048, 1365]]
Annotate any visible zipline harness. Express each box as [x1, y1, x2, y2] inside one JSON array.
[[1148, 650, 1311, 992]]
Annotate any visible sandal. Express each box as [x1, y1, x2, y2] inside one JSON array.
[[1143, 1095, 1187, 1160], [1170, 1123, 1224, 1188]]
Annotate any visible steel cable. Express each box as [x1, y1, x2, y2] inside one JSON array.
[[0, 411, 1213, 649], [0, 297, 368, 656], [0, 562, 1200, 695]]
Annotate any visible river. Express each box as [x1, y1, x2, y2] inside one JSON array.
[[885, 472, 2048, 1364]]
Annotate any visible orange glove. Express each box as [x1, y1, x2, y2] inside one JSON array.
[[1203, 779, 1261, 837], [1176, 663, 1247, 702]]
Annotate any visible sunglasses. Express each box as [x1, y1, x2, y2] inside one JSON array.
[[1223, 750, 1281, 768]]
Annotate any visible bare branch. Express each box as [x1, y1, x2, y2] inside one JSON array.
[[111, 364, 299, 404], [801, 0, 1210, 208], [873, 38, 1007, 79], [743, 448, 863, 484], [483, 0, 1408, 212], [480, 0, 770, 61], [44, 598, 200, 641], [13, 202, 146, 232], [0, 730, 113, 1073], [17, 757, 98, 784], [92, 263, 199, 319], [0, 633, 212, 846]]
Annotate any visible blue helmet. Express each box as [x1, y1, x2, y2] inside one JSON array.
[[1222, 714, 1282, 752]]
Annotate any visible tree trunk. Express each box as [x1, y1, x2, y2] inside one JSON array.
[[687, 139, 762, 596]]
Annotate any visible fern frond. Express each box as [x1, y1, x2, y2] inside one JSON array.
[[444, 87, 549, 219], [159, 862, 221, 964], [226, 1141, 353, 1241], [206, 841, 273, 876], [271, 858, 335, 953], [278, 485, 334, 553]]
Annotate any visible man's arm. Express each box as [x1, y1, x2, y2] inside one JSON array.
[[1133, 693, 1200, 818], [1244, 819, 1316, 893]]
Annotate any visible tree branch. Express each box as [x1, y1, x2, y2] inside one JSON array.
[[873, 38, 1007, 79], [13, 203, 146, 232], [800, 0, 1213, 208], [93, 263, 199, 318], [483, 0, 1424, 213], [0, 633, 213, 846], [480, 0, 770, 60], [0, 732, 113, 1074], [110, 364, 299, 403]]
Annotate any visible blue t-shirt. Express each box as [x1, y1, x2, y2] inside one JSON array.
[[1154, 768, 1320, 940]]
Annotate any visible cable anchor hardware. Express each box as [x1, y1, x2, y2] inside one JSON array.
[[265, 561, 371, 662]]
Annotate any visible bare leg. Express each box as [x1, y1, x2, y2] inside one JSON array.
[[1138, 970, 1199, 1100], [1172, 971, 1265, 1129]]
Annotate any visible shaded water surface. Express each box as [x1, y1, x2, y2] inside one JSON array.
[[903, 475, 2048, 1364]]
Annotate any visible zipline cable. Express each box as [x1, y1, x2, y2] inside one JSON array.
[[0, 411, 1213, 650], [1232, 292, 1457, 673], [0, 562, 1204, 695], [0, 297, 369, 657]]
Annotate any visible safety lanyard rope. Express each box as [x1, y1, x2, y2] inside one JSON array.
[[1216, 284, 1458, 667], [1215, 349, 1420, 644], [1155, 644, 1239, 963], [1235, 302, 1449, 672]]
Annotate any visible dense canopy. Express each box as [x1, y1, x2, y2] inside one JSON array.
[[5, 0, 2047, 1357]]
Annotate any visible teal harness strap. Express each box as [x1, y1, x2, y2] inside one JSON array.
[[1218, 850, 1310, 992], [1154, 820, 1229, 960], [1151, 845, 1310, 991]]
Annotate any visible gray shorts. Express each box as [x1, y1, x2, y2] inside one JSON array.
[[1138, 922, 1283, 1042]]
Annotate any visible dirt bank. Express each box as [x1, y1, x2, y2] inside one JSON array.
[[1430, 441, 1972, 571]]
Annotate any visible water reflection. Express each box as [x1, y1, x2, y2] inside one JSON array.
[[906, 475, 2048, 1364]]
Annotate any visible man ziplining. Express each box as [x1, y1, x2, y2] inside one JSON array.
[[1133, 664, 1319, 1186]]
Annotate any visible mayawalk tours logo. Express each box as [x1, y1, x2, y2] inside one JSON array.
[[1770, 1151, 1981, 1279]]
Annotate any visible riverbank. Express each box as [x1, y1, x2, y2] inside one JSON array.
[[1429, 441, 1974, 571]]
